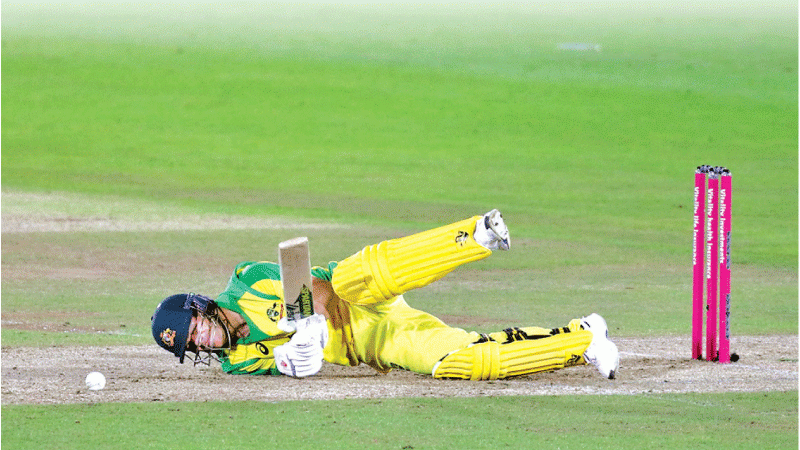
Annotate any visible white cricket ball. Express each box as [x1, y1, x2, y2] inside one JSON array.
[[85, 371, 106, 391]]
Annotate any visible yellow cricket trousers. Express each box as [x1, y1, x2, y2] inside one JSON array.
[[326, 215, 592, 379]]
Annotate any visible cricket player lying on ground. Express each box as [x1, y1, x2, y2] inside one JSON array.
[[151, 210, 620, 380]]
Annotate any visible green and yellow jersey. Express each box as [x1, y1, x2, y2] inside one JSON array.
[[213, 260, 337, 375]]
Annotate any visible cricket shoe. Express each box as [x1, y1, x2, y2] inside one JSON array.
[[474, 209, 511, 250], [581, 313, 619, 379]]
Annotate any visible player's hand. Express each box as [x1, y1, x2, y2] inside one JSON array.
[[277, 313, 329, 348], [273, 314, 328, 378]]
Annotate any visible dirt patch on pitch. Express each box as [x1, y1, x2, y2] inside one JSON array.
[[2, 191, 797, 404], [2, 335, 797, 405]]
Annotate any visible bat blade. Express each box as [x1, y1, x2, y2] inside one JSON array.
[[278, 237, 314, 321]]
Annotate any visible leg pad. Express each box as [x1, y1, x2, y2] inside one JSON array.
[[332, 216, 490, 305], [432, 327, 592, 380]]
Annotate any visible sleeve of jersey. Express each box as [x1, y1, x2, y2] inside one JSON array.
[[220, 337, 290, 376], [216, 261, 281, 306], [311, 262, 337, 281]]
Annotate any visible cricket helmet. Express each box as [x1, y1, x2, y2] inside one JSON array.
[[151, 293, 215, 363]]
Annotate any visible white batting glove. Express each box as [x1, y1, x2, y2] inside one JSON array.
[[277, 313, 329, 347], [273, 314, 329, 378]]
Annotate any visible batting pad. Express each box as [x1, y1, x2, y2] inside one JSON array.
[[431, 328, 592, 380], [332, 216, 491, 305]]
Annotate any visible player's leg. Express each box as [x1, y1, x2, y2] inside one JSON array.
[[332, 210, 509, 305], [430, 315, 619, 380], [348, 296, 481, 374], [358, 299, 618, 379], [430, 321, 592, 380]]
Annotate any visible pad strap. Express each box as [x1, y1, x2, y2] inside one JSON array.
[[432, 327, 592, 380]]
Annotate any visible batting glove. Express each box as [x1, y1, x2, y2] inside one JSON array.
[[274, 314, 328, 377]]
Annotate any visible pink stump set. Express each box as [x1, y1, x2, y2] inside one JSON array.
[[692, 165, 733, 363]]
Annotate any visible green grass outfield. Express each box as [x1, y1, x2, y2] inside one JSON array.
[[3, 393, 798, 450], [2, 1, 797, 448]]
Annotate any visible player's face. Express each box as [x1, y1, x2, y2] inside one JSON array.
[[187, 313, 228, 351]]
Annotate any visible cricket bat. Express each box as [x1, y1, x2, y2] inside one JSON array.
[[278, 237, 314, 321]]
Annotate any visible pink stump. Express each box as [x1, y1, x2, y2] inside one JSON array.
[[692, 170, 706, 360], [718, 172, 732, 363], [705, 173, 719, 361]]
